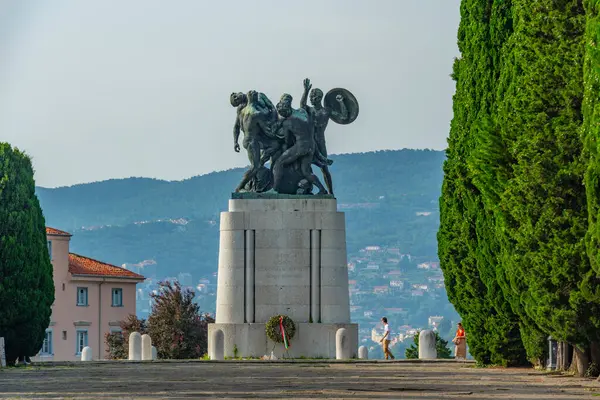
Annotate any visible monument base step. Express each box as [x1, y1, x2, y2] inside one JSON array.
[[208, 322, 358, 359]]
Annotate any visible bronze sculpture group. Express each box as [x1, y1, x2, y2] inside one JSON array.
[[230, 78, 359, 195]]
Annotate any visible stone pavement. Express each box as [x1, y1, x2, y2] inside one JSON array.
[[0, 360, 599, 399]]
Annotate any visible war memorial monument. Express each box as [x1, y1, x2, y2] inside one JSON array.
[[207, 79, 360, 358]]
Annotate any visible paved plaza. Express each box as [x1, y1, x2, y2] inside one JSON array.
[[0, 360, 599, 399]]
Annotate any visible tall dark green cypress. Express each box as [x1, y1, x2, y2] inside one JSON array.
[[0, 143, 54, 364], [468, 0, 529, 366], [583, 1, 600, 276], [584, 0, 600, 278], [439, 0, 527, 365], [496, 0, 600, 371], [582, 0, 600, 369], [442, 0, 600, 372]]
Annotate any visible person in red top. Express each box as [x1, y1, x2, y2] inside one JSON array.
[[452, 322, 467, 360]]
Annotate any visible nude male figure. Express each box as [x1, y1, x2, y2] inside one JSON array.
[[300, 78, 348, 196], [272, 94, 328, 195], [232, 90, 283, 192], [230, 91, 277, 125]]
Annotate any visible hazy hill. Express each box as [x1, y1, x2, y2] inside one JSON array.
[[37, 149, 445, 278]]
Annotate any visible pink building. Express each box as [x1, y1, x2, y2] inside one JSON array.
[[33, 227, 145, 361]]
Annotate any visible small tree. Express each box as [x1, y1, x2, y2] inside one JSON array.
[[0, 143, 55, 365], [147, 281, 214, 359], [104, 314, 147, 359], [405, 331, 453, 359]]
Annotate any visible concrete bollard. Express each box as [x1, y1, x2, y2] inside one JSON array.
[[358, 345, 368, 360], [336, 328, 351, 360], [210, 329, 224, 360], [141, 334, 152, 361], [151, 346, 157, 360], [418, 330, 437, 359], [81, 346, 92, 361], [0, 337, 6, 367], [128, 332, 142, 361]]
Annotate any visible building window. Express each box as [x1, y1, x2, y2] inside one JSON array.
[[77, 287, 88, 306], [109, 327, 123, 337], [47, 241, 52, 259], [112, 288, 123, 307], [40, 329, 53, 355], [75, 330, 88, 355]]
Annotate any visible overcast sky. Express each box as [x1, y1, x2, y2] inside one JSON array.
[[0, 0, 460, 188]]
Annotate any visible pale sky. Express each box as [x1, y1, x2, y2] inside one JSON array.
[[0, 0, 460, 188]]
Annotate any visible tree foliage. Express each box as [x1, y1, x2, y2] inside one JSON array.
[[147, 281, 213, 359], [104, 314, 147, 360], [441, 0, 600, 373], [0, 143, 54, 364], [438, 0, 527, 366], [495, 0, 600, 364], [105, 281, 213, 360], [583, 0, 600, 334]]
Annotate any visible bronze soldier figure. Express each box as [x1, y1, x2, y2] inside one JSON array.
[[272, 94, 328, 195], [228, 80, 358, 195], [300, 78, 348, 196], [231, 90, 283, 192]]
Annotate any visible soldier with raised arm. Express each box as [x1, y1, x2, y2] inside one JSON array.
[[227, 79, 358, 195], [300, 78, 348, 196]]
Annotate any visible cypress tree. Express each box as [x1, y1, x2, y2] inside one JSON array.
[[495, 0, 600, 374], [584, 0, 600, 278], [0, 143, 54, 364], [439, 0, 527, 365], [582, 0, 600, 370]]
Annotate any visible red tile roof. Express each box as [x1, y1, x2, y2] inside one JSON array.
[[68, 253, 145, 280], [46, 227, 72, 236]]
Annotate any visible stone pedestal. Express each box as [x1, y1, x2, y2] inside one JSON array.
[[0, 337, 6, 367], [128, 332, 141, 361], [81, 346, 92, 361], [141, 334, 152, 361], [358, 345, 368, 359], [208, 194, 358, 359], [419, 330, 437, 359]]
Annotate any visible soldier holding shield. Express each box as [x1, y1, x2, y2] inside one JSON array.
[[300, 78, 358, 196]]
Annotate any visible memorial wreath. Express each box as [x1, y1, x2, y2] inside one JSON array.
[[265, 315, 296, 349]]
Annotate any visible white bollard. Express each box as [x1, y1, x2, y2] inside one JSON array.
[[128, 332, 142, 361], [210, 329, 224, 360], [0, 337, 6, 367], [418, 330, 437, 359], [81, 346, 92, 361], [141, 334, 152, 361], [151, 346, 158, 360], [336, 328, 351, 360], [358, 345, 368, 360]]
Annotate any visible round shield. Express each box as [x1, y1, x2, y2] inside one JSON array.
[[324, 88, 359, 125]]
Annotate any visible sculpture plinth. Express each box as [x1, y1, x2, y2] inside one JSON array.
[[208, 194, 358, 358]]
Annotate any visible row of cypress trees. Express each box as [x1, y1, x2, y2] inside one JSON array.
[[0, 143, 55, 364], [439, 0, 600, 375]]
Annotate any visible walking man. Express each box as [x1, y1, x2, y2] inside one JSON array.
[[380, 317, 395, 360]]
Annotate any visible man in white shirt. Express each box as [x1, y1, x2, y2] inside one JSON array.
[[379, 317, 395, 360]]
